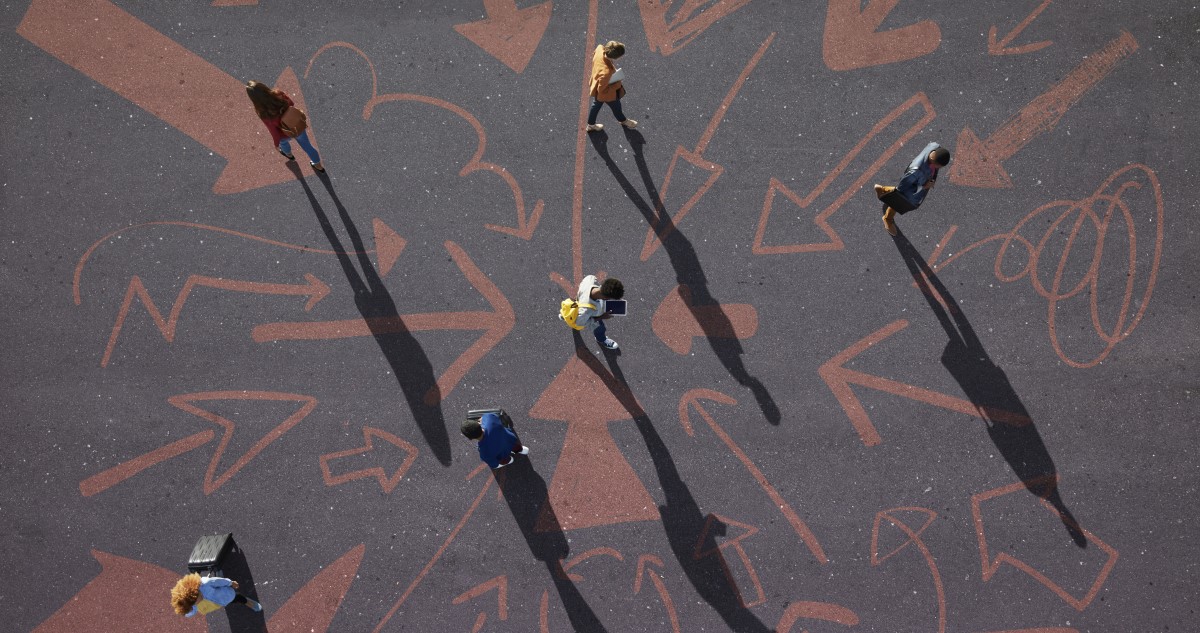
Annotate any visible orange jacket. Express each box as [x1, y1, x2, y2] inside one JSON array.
[[589, 45, 624, 102]]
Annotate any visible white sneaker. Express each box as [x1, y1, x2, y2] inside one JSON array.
[[516, 446, 530, 455], [601, 338, 619, 350], [620, 119, 638, 129], [585, 123, 604, 132]]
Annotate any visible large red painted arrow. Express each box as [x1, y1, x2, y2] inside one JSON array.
[[319, 426, 419, 494], [822, 0, 941, 71], [529, 355, 659, 532], [637, 0, 756, 56], [951, 31, 1139, 188], [79, 391, 317, 497], [18, 0, 319, 194], [101, 272, 330, 367], [454, 0, 553, 73], [819, 320, 1030, 447], [251, 241, 514, 405], [652, 285, 757, 355]]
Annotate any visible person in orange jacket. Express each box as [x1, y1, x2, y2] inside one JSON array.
[[585, 41, 638, 133]]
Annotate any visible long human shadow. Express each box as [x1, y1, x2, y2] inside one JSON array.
[[494, 457, 608, 632], [890, 231, 1087, 548], [588, 130, 781, 425], [570, 334, 772, 632], [288, 165, 451, 465], [219, 545, 267, 632]]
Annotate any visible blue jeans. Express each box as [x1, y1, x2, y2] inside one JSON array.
[[279, 130, 321, 165], [592, 319, 608, 344], [588, 98, 626, 125]]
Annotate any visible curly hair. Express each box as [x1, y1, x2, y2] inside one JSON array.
[[170, 573, 202, 616], [602, 40, 625, 59]]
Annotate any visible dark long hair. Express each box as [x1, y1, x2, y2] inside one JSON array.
[[245, 80, 289, 119]]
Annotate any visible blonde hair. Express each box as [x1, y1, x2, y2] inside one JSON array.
[[603, 41, 625, 59], [170, 573, 202, 616]]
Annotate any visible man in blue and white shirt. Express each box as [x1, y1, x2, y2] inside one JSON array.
[[874, 141, 951, 235]]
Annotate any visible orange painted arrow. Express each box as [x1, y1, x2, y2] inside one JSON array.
[[693, 514, 765, 608], [871, 507, 945, 633], [652, 285, 757, 355], [638, 0, 756, 56], [633, 555, 681, 633], [640, 33, 775, 261], [18, 0, 319, 194], [100, 272, 331, 367], [752, 92, 936, 255], [453, 576, 508, 633], [454, 0, 553, 73], [988, 0, 1053, 55], [819, 320, 1030, 447], [78, 391, 317, 497], [951, 31, 1138, 188], [679, 390, 828, 564], [251, 241, 513, 405], [822, 0, 941, 71], [319, 426, 419, 494], [972, 478, 1118, 611], [775, 601, 859, 631]]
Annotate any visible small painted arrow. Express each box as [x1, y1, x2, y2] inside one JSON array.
[[822, 0, 941, 71], [693, 513, 765, 608], [454, 0, 553, 73], [18, 0, 319, 194], [988, 0, 1053, 56], [951, 31, 1138, 188], [453, 576, 508, 633], [652, 285, 757, 355], [638, 0, 755, 56], [819, 320, 1031, 447], [633, 555, 681, 633], [319, 427, 418, 494], [101, 272, 331, 367]]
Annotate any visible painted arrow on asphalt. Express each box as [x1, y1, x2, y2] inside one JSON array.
[[988, 0, 1054, 56], [454, 0, 553, 73], [652, 285, 757, 355], [102, 272, 332, 367], [950, 30, 1138, 188], [693, 514, 765, 608], [452, 575, 508, 632], [638, 0, 755, 56], [319, 426, 419, 494], [18, 0, 320, 194], [633, 555, 681, 633], [823, 0, 941, 71], [819, 320, 1031, 447]]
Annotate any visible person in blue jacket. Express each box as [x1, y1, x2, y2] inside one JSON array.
[[171, 573, 262, 617], [874, 141, 951, 235], [461, 412, 529, 468]]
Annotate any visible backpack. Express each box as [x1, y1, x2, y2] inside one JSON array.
[[559, 298, 595, 330], [279, 106, 308, 138]]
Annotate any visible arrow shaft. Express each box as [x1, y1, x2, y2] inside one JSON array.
[[995, 0, 1053, 48], [985, 31, 1137, 161], [481, 0, 518, 13], [18, 0, 256, 155], [197, 275, 318, 297]]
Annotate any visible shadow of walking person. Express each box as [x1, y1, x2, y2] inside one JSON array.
[[288, 164, 451, 465], [890, 230, 1087, 548], [494, 457, 608, 632], [587, 130, 781, 425], [219, 547, 267, 633], [569, 335, 772, 632]]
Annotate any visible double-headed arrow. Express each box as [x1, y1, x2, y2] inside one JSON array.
[[18, 0, 320, 194]]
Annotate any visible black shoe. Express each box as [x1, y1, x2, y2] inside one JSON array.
[[279, 149, 295, 160], [310, 162, 326, 173]]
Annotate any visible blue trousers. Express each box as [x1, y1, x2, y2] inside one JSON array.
[[279, 130, 321, 165], [588, 98, 626, 125], [592, 320, 608, 343]]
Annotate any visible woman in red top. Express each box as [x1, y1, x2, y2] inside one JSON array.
[[245, 80, 324, 172]]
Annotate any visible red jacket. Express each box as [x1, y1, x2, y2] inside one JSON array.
[[259, 93, 294, 146]]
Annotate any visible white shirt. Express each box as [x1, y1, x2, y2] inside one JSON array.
[[576, 275, 605, 327]]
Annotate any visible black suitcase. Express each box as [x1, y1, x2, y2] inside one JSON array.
[[467, 407, 514, 430], [187, 533, 237, 573]]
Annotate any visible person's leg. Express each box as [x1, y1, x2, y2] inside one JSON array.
[[592, 319, 607, 344], [293, 131, 322, 167], [587, 99, 604, 125], [232, 593, 263, 612], [278, 137, 294, 159], [609, 99, 637, 128], [883, 206, 898, 235]]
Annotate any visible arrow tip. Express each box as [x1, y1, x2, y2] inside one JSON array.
[[373, 218, 406, 277], [453, 1, 553, 73], [948, 127, 1014, 188]]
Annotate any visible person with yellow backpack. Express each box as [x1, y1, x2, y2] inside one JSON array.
[[171, 572, 262, 618], [559, 275, 624, 350]]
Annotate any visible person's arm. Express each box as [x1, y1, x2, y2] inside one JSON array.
[[205, 577, 233, 588], [907, 141, 940, 173]]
